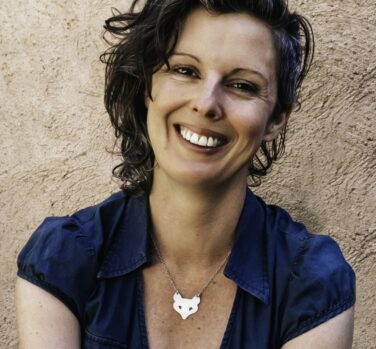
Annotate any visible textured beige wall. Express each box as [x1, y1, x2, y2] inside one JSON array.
[[0, 0, 375, 347]]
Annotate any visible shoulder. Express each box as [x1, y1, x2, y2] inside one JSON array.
[[18, 191, 129, 265], [17, 191, 130, 320], [262, 200, 354, 284], [256, 197, 356, 345]]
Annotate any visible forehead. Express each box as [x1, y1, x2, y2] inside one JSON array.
[[175, 7, 277, 81]]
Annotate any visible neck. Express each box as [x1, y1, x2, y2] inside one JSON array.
[[149, 169, 247, 270]]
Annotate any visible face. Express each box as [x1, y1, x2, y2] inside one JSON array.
[[146, 7, 286, 189]]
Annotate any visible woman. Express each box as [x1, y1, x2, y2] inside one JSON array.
[[16, 0, 355, 348]]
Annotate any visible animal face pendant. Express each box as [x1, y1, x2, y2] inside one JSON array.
[[173, 291, 201, 320]]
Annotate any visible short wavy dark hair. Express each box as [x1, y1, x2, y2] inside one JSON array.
[[101, 0, 314, 195]]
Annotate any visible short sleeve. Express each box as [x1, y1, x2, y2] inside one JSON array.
[[280, 234, 356, 345], [17, 216, 98, 322]]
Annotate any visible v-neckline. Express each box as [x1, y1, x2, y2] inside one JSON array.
[[136, 269, 241, 349]]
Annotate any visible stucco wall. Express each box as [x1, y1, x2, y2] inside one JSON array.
[[0, 0, 375, 347]]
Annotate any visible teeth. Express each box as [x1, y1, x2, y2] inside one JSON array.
[[191, 133, 199, 144], [179, 126, 223, 148], [198, 136, 207, 146]]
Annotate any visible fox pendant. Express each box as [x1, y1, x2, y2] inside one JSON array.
[[173, 291, 201, 320]]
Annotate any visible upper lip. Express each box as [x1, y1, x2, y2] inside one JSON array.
[[175, 123, 228, 142]]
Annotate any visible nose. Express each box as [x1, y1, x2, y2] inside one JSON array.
[[192, 79, 223, 120]]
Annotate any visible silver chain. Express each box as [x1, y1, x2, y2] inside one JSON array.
[[150, 233, 231, 297]]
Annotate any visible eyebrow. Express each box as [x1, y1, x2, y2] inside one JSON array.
[[230, 68, 268, 85], [171, 52, 268, 85], [171, 52, 201, 63]]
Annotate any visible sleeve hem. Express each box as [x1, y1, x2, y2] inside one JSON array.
[[281, 295, 355, 345], [17, 270, 81, 322]]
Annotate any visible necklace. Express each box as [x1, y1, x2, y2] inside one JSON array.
[[150, 233, 231, 320]]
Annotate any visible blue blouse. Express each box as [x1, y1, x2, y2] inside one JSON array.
[[17, 189, 355, 348]]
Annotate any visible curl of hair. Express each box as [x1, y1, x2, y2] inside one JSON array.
[[100, 0, 314, 195]]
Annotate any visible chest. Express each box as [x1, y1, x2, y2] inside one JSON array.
[[142, 265, 238, 349], [83, 268, 279, 349]]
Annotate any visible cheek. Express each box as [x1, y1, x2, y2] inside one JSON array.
[[151, 74, 190, 110], [145, 99, 174, 152], [152, 72, 202, 115], [145, 104, 161, 146], [148, 90, 184, 120], [233, 108, 270, 141]]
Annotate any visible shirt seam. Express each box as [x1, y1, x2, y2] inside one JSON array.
[[136, 270, 150, 349], [85, 329, 128, 348], [17, 270, 81, 322], [281, 295, 355, 345], [288, 234, 313, 281]]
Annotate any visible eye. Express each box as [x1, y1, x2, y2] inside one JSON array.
[[229, 81, 260, 95], [171, 65, 198, 78]]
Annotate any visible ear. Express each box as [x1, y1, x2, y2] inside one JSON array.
[[263, 112, 288, 142]]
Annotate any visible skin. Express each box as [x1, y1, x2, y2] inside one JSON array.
[[16, 7, 354, 349], [16, 278, 80, 349], [146, 12, 281, 192]]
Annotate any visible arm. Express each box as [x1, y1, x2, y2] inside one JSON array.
[[282, 306, 354, 349], [16, 277, 81, 349]]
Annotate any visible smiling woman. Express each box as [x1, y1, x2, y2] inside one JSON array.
[[15, 1, 355, 349], [146, 9, 282, 189]]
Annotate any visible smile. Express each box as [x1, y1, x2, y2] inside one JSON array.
[[179, 126, 227, 148]]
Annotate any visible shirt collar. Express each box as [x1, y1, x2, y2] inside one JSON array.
[[97, 189, 270, 304], [224, 189, 270, 304], [97, 194, 151, 278]]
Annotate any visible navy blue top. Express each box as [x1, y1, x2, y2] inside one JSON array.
[[17, 189, 355, 348]]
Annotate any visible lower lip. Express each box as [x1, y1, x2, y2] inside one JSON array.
[[175, 127, 226, 154]]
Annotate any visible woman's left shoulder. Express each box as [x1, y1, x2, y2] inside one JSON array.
[[261, 201, 356, 344], [264, 202, 354, 276]]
